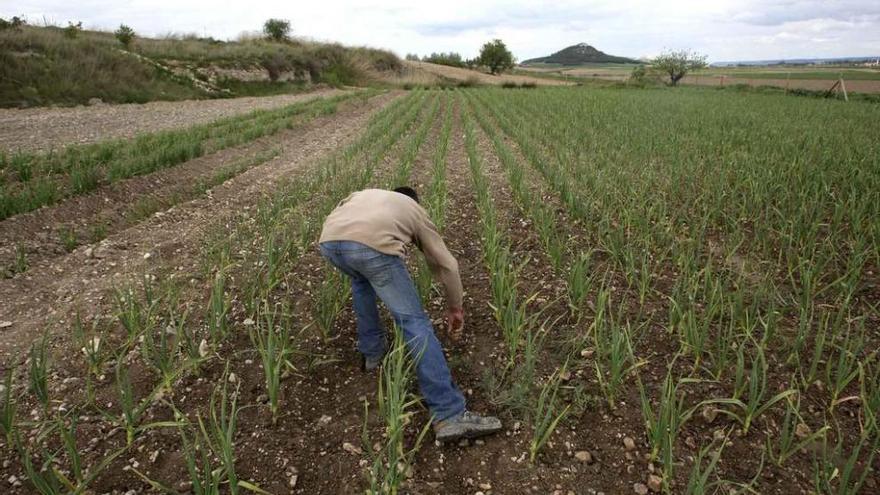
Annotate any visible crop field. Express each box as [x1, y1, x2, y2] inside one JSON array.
[[519, 65, 880, 94], [0, 85, 879, 494]]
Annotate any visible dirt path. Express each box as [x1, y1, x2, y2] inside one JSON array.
[[0, 91, 400, 366], [0, 87, 347, 153], [403, 61, 573, 87]]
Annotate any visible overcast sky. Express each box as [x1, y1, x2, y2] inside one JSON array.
[[7, 1, 880, 62]]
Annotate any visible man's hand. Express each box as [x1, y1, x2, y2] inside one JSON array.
[[446, 307, 464, 341]]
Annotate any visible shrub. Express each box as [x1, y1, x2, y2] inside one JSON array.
[[260, 52, 290, 82], [501, 81, 518, 88], [630, 65, 647, 82], [63, 21, 82, 39], [263, 18, 291, 42], [115, 24, 135, 48], [457, 76, 480, 88], [320, 62, 359, 87]]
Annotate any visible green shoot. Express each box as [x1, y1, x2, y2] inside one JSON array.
[[529, 364, 571, 464]]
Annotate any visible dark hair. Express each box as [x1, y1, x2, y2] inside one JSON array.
[[392, 186, 419, 203]]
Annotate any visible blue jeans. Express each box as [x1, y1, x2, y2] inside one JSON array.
[[318, 240, 466, 421]]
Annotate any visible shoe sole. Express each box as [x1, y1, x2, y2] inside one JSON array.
[[436, 425, 502, 443]]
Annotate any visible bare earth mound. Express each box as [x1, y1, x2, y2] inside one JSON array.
[[402, 61, 572, 87], [0, 88, 346, 153]]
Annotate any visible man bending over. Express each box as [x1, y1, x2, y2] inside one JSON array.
[[319, 187, 502, 442]]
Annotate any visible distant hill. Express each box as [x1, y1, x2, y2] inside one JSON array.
[[522, 43, 638, 65]]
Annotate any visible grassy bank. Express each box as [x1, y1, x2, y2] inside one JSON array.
[[0, 25, 400, 107]]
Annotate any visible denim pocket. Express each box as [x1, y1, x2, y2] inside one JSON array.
[[356, 253, 397, 287]]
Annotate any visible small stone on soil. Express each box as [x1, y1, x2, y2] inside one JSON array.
[[343, 442, 363, 455], [623, 437, 636, 451], [647, 475, 662, 492], [633, 482, 649, 495], [701, 407, 718, 423], [574, 451, 593, 463], [795, 422, 811, 438]]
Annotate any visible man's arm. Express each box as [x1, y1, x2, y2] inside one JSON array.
[[418, 219, 463, 308], [416, 215, 465, 338]]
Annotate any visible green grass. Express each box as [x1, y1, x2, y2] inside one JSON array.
[[465, 84, 879, 492]]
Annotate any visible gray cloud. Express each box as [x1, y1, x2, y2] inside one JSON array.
[[730, 1, 880, 26], [4, 1, 879, 62]]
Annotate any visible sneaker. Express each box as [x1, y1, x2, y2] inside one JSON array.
[[434, 411, 503, 442], [361, 353, 384, 372]]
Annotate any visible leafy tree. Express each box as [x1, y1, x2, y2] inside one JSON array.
[[115, 24, 135, 48], [0, 16, 26, 31], [405, 53, 420, 61], [263, 18, 291, 42], [652, 49, 707, 86], [477, 39, 515, 75], [63, 21, 83, 39]]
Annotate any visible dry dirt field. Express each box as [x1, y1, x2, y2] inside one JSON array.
[[519, 65, 880, 94], [0, 88, 346, 153], [400, 61, 573, 87]]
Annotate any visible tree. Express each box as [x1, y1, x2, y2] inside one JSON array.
[[263, 18, 291, 42], [404, 53, 420, 61], [652, 49, 707, 86], [0, 16, 26, 31], [115, 24, 135, 48], [477, 39, 515, 75], [424, 52, 465, 68]]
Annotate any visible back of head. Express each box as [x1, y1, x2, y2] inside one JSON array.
[[392, 186, 419, 204]]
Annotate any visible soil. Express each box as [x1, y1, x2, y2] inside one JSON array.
[[0, 87, 346, 153]]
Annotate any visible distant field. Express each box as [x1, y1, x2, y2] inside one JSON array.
[[518, 63, 880, 93], [698, 68, 880, 81]]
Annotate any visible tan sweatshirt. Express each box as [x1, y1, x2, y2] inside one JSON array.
[[319, 189, 463, 308]]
